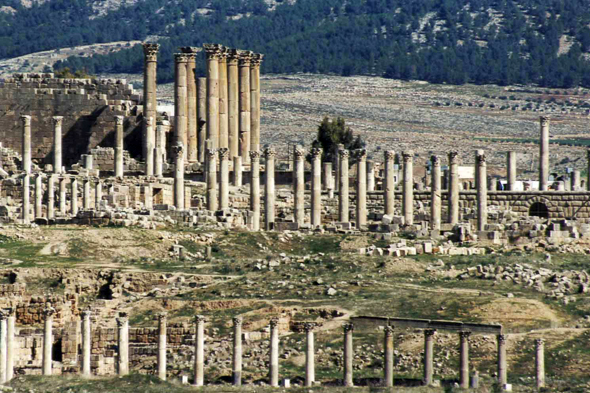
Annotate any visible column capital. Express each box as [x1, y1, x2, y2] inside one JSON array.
[[303, 322, 316, 332], [264, 146, 276, 159], [52, 116, 64, 126], [497, 334, 507, 343], [430, 155, 440, 165], [172, 142, 185, 159], [157, 312, 168, 322], [174, 53, 190, 63], [142, 43, 159, 62], [355, 148, 367, 161], [116, 314, 128, 327], [180, 46, 202, 55], [207, 148, 218, 160], [294, 146, 305, 158], [384, 326, 394, 336], [540, 116, 550, 126], [251, 53, 264, 67], [115, 116, 125, 126], [402, 150, 414, 162], [338, 149, 350, 160], [475, 150, 486, 164], [238, 50, 254, 66], [424, 329, 436, 337], [249, 150, 261, 161], [233, 316, 243, 327], [43, 305, 56, 317], [384, 150, 395, 161], [218, 147, 230, 160], [0, 309, 8, 321], [81, 309, 92, 319], [459, 331, 472, 339], [535, 338, 544, 347], [310, 147, 323, 160], [227, 49, 240, 65], [194, 315, 206, 324], [343, 322, 354, 332], [448, 151, 460, 164], [269, 317, 279, 328], [20, 114, 31, 126], [203, 43, 224, 60]]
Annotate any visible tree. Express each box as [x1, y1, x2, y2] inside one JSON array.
[[309, 117, 364, 163]]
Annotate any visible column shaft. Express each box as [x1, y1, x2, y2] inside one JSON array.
[[47, 175, 55, 219], [206, 149, 218, 211], [174, 53, 189, 159], [431, 156, 441, 230], [82, 311, 91, 377], [339, 150, 350, 223], [232, 317, 243, 386], [497, 334, 507, 386], [185, 50, 198, 162], [142, 43, 159, 163], [197, 78, 207, 163], [194, 316, 205, 386], [322, 162, 333, 191], [228, 51, 240, 158], [83, 178, 91, 210], [448, 152, 460, 224], [233, 156, 242, 187], [34, 174, 43, 219], [59, 177, 66, 214], [402, 151, 414, 226], [22, 174, 30, 224], [205, 44, 222, 149], [507, 151, 516, 191], [250, 54, 263, 152], [384, 327, 394, 387], [173, 143, 185, 210], [476, 150, 487, 232], [154, 123, 163, 178], [114, 116, 125, 178], [95, 182, 102, 210], [6, 315, 14, 382], [366, 160, 375, 191], [384, 151, 395, 216], [535, 339, 545, 389], [311, 148, 322, 228], [52, 117, 63, 173], [117, 315, 129, 376], [219, 149, 229, 210], [343, 323, 354, 387], [294, 146, 305, 226], [356, 149, 367, 228], [0, 315, 6, 384], [250, 150, 261, 231], [71, 178, 78, 216], [459, 332, 471, 389], [269, 318, 279, 387], [42, 308, 54, 376], [305, 325, 315, 387], [21, 115, 31, 174], [264, 147, 276, 230], [219, 52, 229, 149], [424, 329, 435, 386], [238, 52, 252, 161], [540, 116, 550, 191], [157, 314, 167, 381]]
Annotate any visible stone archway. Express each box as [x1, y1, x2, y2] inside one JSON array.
[[523, 196, 562, 219], [529, 202, 549, 218]]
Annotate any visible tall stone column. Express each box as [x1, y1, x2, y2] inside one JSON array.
[[448, 152, 460, 224], [154, 121, 164, 178], [47, 175, 55, 220], [0, 311, 7, 384], [114, 116, 124, 178], [219, 49, 229, 149], [335, 144, 343, 192], [507, 151, 516, 191], [250, 54, 263, 152], [42, 306, 55, 376], [22, 174, 30, 224], [52, 116, 63, 173], [269, 318, 279, 387], [197, 78, 207, 163], [356, 149, 367, 229], [227, 50, 240, 159], [572, 170, 581, 191], [157, 312, 167, 381], [430, 155, 441, 230], [116, 312, 129, 376], [539, 116, 550, 191], [459, 331, 471, 389], [384, 151, 395, 216], [497, 334, 507, 386], [35, 173, 43, 219], [423, 329, 436, 386], [71, 178, 78, 216], [21, 115, 31, 174], [173, 143, 185, 210], [219, 148, 230, 210], [264, 147, 276, 230], [59, 177, 67, 214], [233, 156, 242, 187], [339, 150, 350, 223], [174, 53, 189, 159], [95, 181, 102, 211], [142, 43, 158, 163], [194, 315, 205, 387], [343, 323, 354, 387], [475, 150, 487, 232], [311, 148, 323, 228], [232, 316, 243, 386], [402, 151, 414, 226], [384, 326, 394, 387], [6, 311, 14, 382], [250, 150, 261, 231], [83, 177, 91, 210], [181, 47, 199, 162], [206, 148, 218, 211], [294, 146, 305, 226], [535, 338, 545, 389], [205, 44, 222, 149], [303, 323, 315, 387], [322, 162, 333, 191], [82, 310, 91, 377], [238, 51, 252, 161], [366, 160, 375, 192]]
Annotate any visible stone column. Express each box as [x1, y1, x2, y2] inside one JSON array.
[[194, 315, 205, 387], [233, 156, 242, 187], [238, 51, 252, 161], [343, 323, 354, 387], [572, 170, 581, 191], [219, 148, 230, 210], [250, 150, 261, 231], [339, 149, 350, 223], [22, 174, 30, 224], [250, 54, 263, 152], [197, 78, 207, 163], [459, 331, 471, 389], [174, 53, 189, 158], [219, 49, 229, 149], [207, 148, 218, 212], [6, 311, 14, 382], [402, 151, 414, 226], [232, 316, 243, 386], [142, 43, 159, 163], [173, 142, 185, 210], [83, 177, 91, 210], [448, 152, 460, 224], [535, 338, 545, 389], [322, 162, 333, 191], [20, 115, 31, 174], [114, 116, 124, 178], [303, 323, 315, 387], [71, 178, 78, 216], [0, 311, 6, 384], [335, 144, 343, 192], [227, 50, 240, 159], [384, 326, 394, 387], [154, 121, 164, 178], [84, 154, 93, 170], [423, 329, 436, 386], [95, 181, 102, 211], [35, 173, 43, 219], [311, 148, 323, 228], [116, 312, 129, 376], [497, 334, 507, 386], [475, 150, 487, 232], [59, 177, 67, 214], [507, 151, 516, 191], [356, 149, 368, 229], [82, 310, 91, 377], [539, 116, 550, 191], [294, 145, 305, 226], [269, 317, 279, 387], [430, 155, 441, 230], [47, 175, 55, 219], [157, 312, 167, 381], [52, 116, 63, 173], [264, 147, 276, 231], [384, 151, 395, 216], [181, 47, 198, 162], [42, 306, 55, 376], [367, 160, 375, 192], [587, 149, 590, 191], [204, 44, 222, 149]]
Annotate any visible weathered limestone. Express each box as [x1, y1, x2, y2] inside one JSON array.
[[250, 150, 261, 231], [233, 156, 242, 187], [366, 160, 375, 192], [238, 51, 252, 161], [207, 148, 218, 212], [384, 151, 395, 216], [475, 150, 487, 232], [142, 43, 159, 164], [71, 178, 78, 216], [22, 174, 30, 224], [219, 49, 229, 149], [540, 116, 550, 191], [6, 312, 14, 382], [497, 334, 507, 386], [459, 331, 471, 389], [304, 323, 315, 387], [154, 121, 164, 178], [402, 151, 414, 226], [227, 50, 239, 159], [174, 53, 189, 158], [116, 313, 129, 376], [34, 174, 43, 219], [95, 181, 102, 211], [232, 316, 243, 386], [430, 155, 441, 230], [423, 329, 436, 386], [52, 116, 63, 173], [205, 44, 222, 149], [269, 318, 279, 387], [535, 339, 545, 389], [448, 152, 460, 224], [264, 147, 276, 230], [0, 311, 7, 384], [21, 115, 31, 174], [507, 151, 516, 191], [294, 146, 305, 226], [114, 116, 124, 178], [59, 177, 67, 214], [311, 148, 323, 228], [181, 47, 198, 162], [219, 148, 230, 210], [197, 78, 207, 163], [356, 149, 367, 229], [384, 326, 394, 387], [194, 315, 205, 387], [339, 149, 350, 223], [83, 178, 91, 210], [157, 313, 167, 381], [173, 142, 185, 210], [343, 323, 354, 387], [42, 306, 55, 376], [82, 310, 91, 377], [250, 54, 263, 152], [47, 175, 55, 220]]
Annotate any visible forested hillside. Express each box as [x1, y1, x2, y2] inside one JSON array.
[[3, 0, 590, 87]]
